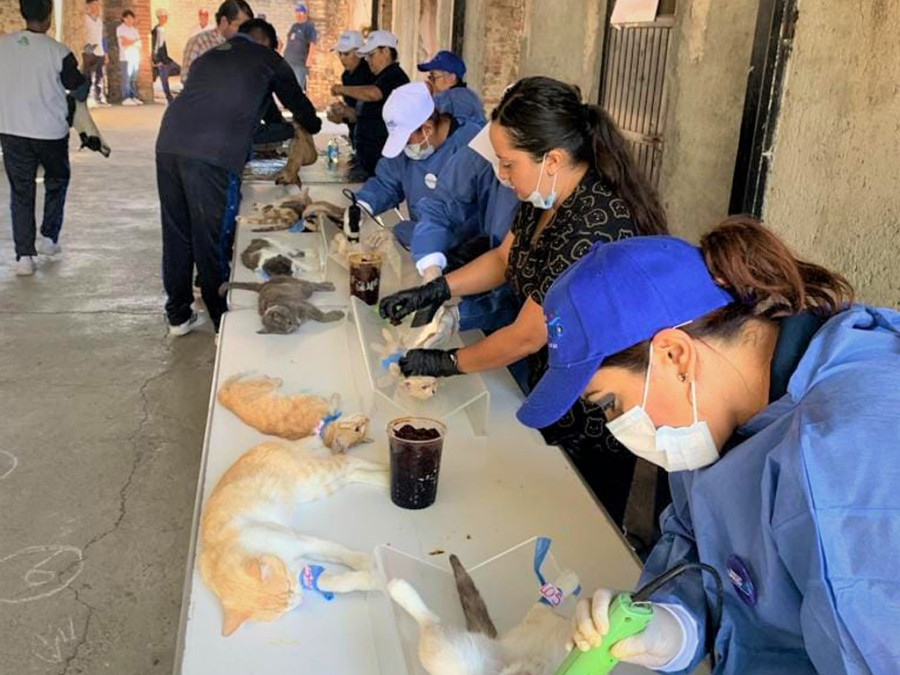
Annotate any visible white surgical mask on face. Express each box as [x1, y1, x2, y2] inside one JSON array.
[[404, 128, 435, 161], [606, 344, 719, 472], [525, 154, 558, 209]]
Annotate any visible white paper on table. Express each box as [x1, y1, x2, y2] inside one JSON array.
[[610, 0, 660, 24]]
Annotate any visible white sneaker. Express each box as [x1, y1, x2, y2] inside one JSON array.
[[121, 98, 137, 106], [36, 236, 61, 256], [14, 256, 35, 276], [169, 311, 208, 337], [133, 98, 144, 106]]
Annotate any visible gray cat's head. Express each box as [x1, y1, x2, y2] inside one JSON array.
[[259, 305, 300, 334]]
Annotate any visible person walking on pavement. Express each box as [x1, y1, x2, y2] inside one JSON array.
[[0, 0, 89, 276], [155, 18, 321, 335], [282, 3, 317, 90]]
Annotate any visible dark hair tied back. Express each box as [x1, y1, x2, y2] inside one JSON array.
[[491, 76, 667, 236]]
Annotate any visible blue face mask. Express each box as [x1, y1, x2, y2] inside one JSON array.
[[404, 128, 435, 161], [525, 154, 558, 209]]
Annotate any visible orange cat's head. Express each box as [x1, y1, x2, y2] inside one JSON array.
[[218, 554, 299, 636], [325, 413, 372, 453]]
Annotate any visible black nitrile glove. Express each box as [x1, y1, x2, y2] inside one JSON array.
[[379, 277, 451, 326], [399, 348, 460, 378]]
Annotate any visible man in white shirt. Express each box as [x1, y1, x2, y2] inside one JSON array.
[[190, 8, 210, 37], [116, 9, 142, 105], [82, 0, 108, 106], [0, 0, 89, 276]]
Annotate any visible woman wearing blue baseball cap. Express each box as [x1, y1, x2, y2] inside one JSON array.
[[379, 76, 668, 524], [519, 217, 900, 674]]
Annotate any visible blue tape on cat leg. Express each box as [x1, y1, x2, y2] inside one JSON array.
[[288, 219, 307, 233], [380, 351, 403, 370], [533, 537, 571, 607], [299, 564, 335, 601]]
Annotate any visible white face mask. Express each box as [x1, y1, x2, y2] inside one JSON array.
[[525, 154, 558, 209], [404, 128, 435, 161], [606, 345, 719, 472]]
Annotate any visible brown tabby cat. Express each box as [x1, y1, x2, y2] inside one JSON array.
[[199, 428, 388, 636]]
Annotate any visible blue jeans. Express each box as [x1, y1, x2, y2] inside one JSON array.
[[120, 60, 138, 100]]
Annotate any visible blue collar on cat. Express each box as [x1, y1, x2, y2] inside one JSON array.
[[315, 411, 342, 438]]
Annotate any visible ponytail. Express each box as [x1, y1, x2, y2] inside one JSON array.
[[602, 216, 854, 373], [700, 216, 853, 320], [585, 104, 667, 236], [491, 77, 667, 236]]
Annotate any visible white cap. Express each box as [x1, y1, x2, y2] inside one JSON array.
[[381, 82, 435, 158], [333, 30, 364, 53], [156, 7, 168, 17], [357, 30, 398, 55]]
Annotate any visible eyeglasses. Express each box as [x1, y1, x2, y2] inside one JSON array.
[[427, 72, 449, 82]]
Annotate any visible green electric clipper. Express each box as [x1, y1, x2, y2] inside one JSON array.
[[553, 593, 654, 675]]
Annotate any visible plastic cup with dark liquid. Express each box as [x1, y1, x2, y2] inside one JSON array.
[[387, 417, 447, 510], [348, 252, 383, 306]]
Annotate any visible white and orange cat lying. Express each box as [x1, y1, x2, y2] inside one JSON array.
[[199, 418, 388, 636], [388, 555, 580, 675], [217, 374, 365, 444]]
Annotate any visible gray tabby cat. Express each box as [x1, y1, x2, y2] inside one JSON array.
[[221, 277, 344, 334]]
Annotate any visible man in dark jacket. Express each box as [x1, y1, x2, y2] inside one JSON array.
[[151, 8, 181, 103], [156, 18, 321, 335]]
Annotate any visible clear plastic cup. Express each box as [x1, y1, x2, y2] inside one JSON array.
[[387, 416, 447, 509], [348, 252, 383, 306]]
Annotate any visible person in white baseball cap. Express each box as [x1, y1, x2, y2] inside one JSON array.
[[307, 81, 481, 250], [330, 29, 408, 174], [327, 30, 374, 150]]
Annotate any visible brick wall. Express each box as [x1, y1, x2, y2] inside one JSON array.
[[0, 0, 22, 35], [480, 0, 526, 110], [145, 0, 365, 109]]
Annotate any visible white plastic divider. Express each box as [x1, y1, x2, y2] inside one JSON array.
[[349, 296, 491, 436]]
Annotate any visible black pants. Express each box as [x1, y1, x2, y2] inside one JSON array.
[[82, 52, 105, 101], [157, 152, 240, 329], [0, 134, 70, 259], [153, 59, 181, 102]]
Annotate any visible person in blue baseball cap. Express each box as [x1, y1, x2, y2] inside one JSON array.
[[521, 217, 900, 675], [418, 50, 485, 126], [283, 3, 317, 90]]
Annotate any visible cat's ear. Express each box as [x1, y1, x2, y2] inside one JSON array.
[[243, 557, 273, 581], [221, 609, 251, 637]]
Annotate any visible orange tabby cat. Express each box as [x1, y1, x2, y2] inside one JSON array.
[[199, 421, 388, 636], [217, 375, 363, 446]]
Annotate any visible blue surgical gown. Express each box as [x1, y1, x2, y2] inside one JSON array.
[[354, 120, 480, 224], [411, 146, 520, 265], [434, 85, 486, 126], [641, 305, 900, 675]]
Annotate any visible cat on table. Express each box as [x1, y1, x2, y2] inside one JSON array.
[[222, 277, 343, 335], [216, 374, 369, 446], [199, 419, 388, 636], [388, 554, 580, 675]]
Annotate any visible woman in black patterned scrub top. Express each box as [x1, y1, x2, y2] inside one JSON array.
[[379, 77, 667, 525]]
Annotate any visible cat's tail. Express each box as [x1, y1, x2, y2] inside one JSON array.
[[449, 554, 498, 638], [218, 281, 264, 297], [388, 579, 440, 627]]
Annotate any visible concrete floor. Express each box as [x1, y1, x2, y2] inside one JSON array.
[[0, 105, 214, 675]]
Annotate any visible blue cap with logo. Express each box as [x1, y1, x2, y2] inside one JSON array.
[[294, 3, 308, 13], [417, 50, 466, 79], [516, 236, 735, 430]]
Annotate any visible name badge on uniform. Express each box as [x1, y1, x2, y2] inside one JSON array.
[[424, 173, 438, 189], [726, 554, 757, 606]]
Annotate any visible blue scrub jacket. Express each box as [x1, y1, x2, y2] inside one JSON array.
[[434, 85, 487, 126], [643, 305, 900, 675]]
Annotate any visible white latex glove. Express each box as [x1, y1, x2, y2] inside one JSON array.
[[569, 589, 688, 670], [421, 265, 443, 284]]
